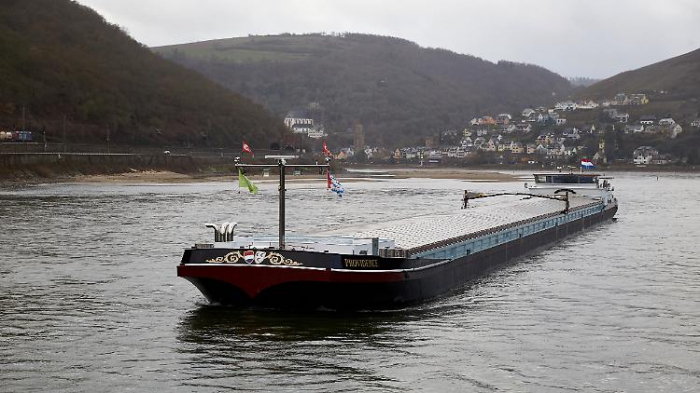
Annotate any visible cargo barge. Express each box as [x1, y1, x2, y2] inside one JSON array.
[[178, 162, 617, 310]]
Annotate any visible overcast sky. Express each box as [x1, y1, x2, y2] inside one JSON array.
[[76, 0, 700, 79]]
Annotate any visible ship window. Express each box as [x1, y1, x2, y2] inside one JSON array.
[[550, 174, 597, 184]]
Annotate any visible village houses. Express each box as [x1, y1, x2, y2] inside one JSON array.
[[639, 115, 657, 125], [658, 117, 675, 126], [391, 90, 690, 168], [625, 124, 645, 134], [515, 123, 532, 133], [633, 146, 659, 165], [496, 113, 512, 124]]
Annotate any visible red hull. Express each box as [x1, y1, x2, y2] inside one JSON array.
[[178, 264, 405, 299]]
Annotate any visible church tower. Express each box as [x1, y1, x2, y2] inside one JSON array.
[[598, 135, 607, 164]]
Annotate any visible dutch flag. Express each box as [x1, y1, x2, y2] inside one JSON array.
[[581, 158, 595, 169]]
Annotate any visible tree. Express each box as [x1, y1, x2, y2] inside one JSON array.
[[0, 0, 287, 147], [354, 149, 367, 163]]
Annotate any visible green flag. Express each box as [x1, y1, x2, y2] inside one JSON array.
[[238, 169, 259, 194]]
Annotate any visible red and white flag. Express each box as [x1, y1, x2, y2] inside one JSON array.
[[322, 141, 332, 157], [242, 140, 254, 157], [581, 158, 595, 169]]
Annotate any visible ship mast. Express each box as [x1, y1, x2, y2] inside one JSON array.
[[235, 156, 330, 249]]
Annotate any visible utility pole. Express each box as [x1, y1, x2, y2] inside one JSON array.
[[21, 106, 26, 131], [62, 114, 66, 152]]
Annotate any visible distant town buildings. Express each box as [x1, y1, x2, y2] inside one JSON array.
[[554, 101, 576, 111], [496, 113, 512, 124], [628, 93, 649, 105], [633, 146, 659, 165], [309, 87, 695, 166], [284, 110, 313, 132], [639, 115, 657, 125], [624, 124, 645, 134], [284, 108, 327, 139]]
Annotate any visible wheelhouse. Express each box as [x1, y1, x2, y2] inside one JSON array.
[[533, 173, 599, 185]]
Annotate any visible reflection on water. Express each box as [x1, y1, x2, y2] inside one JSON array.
[[1, 173, 700, 392], [178, 306, 406, 343]]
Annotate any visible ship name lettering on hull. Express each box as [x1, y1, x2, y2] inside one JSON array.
[[343, 259, 379, 268]]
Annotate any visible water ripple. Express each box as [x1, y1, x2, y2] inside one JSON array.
[[1, 174, 700, 391]]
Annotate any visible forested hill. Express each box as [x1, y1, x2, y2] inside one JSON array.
[[0, 0, 285, 147], [583, 47, 700, 100], [155, 34, 574, 146], [580, 48, 700, 121]]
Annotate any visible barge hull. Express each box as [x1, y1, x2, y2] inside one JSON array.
[[178, 205, 617, 309]]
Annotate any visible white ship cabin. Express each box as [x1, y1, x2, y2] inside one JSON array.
[[527, 173, 615, 203]]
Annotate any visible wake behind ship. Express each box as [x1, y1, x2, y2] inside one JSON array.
[[178, 168, 617, 310]]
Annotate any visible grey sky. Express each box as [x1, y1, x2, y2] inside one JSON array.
[[76, 0, 700, 79]]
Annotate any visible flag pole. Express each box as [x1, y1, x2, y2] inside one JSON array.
[[278, 159, 286, 249], [235, 156, 330, 250]]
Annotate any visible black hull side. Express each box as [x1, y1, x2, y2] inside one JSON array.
[[401, 204, 618, 304]]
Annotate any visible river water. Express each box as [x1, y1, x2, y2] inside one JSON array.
[[1, 172, 698, 392]]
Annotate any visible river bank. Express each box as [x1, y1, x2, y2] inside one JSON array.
[[3, 161, 695, 188], [0, 166, 519, 187]]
